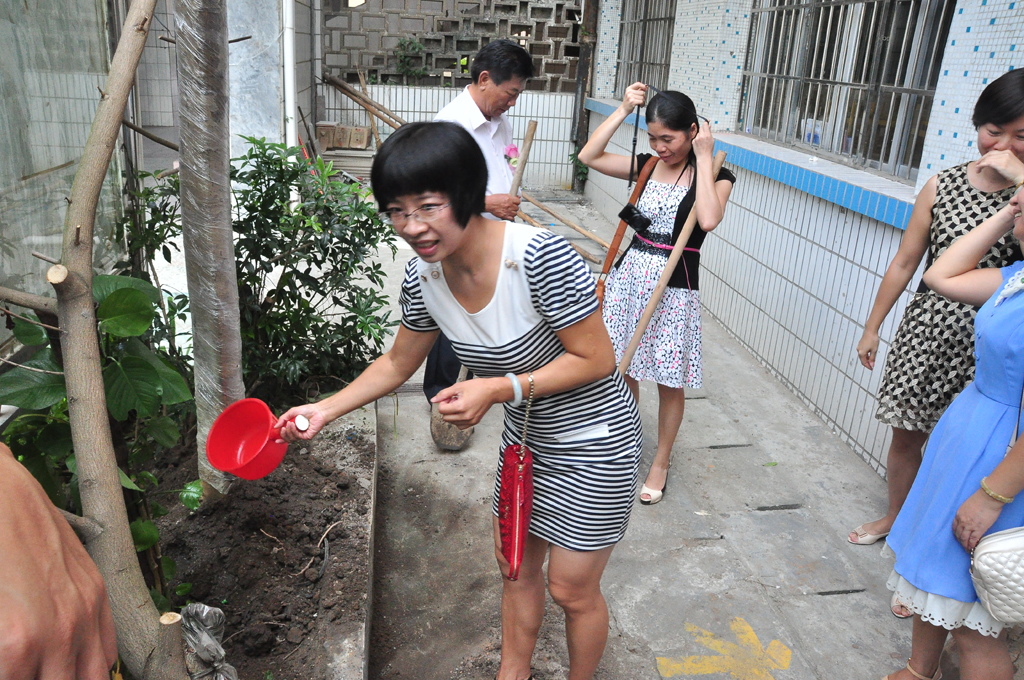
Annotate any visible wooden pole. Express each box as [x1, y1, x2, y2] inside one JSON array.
[[521, 191, 611, 250], [517, 210, 601, 264], [617, 151, 727, 374], [122, 118, 179, 151], [358, 71, 383, 149], [509, 120, 537, 195], [323, 75, 405, 128]]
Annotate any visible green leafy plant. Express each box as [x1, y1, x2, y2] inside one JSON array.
[[229, 137, 396, 409], [395, 37, 428, 80], [569, 148, 590, 185], [1, 275, 198, 612]]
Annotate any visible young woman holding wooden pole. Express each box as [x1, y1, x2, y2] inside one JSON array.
[[577, 83, 735, 505]]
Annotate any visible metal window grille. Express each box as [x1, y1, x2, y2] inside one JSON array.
[[614, 0, 677, 99], [739, 0, 955, 182]]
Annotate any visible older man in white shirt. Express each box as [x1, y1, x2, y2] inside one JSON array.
[[424, 39, 534, 446], [434, 39, 534, 221]]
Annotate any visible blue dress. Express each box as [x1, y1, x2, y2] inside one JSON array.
[[887, 261, 1024, 636]]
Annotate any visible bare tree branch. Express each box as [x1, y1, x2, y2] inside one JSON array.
[[0, 287, 58, 315]]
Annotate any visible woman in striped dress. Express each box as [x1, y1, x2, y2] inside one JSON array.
[[278, 121, 643, 680]]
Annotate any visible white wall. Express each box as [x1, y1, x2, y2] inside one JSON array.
[[321, 84, 579, 189]]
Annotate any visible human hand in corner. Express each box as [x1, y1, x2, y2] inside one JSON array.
[[0, 443, 117, 680], [977, 148, 1024, 186]]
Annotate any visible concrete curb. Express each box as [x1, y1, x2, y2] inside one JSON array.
[[323, 405, 378, 680]]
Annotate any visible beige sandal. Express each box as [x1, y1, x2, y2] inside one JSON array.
[[882, 660, 941, 680]]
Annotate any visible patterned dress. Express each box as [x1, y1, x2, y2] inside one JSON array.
[[400, 223, 644, 551], [876, 163, 1021, 431], [603, 180, 703, 389]]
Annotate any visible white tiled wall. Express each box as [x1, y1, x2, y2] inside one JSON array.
[[138, 0, 178, 127], [699, 167, 915, 474], [321, 84, 578, 189], [914, 0, 1022, 191], [583, 111, 919, 474]]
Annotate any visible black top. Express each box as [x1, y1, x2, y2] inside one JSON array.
[[617, 153, 737, 290]]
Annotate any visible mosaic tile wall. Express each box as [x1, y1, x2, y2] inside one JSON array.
[[593, 0, 621, 98], [915, 0, 1022, 192], [666, 0, 750, 130]]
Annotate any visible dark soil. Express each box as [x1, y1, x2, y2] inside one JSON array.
[[151, 416, 375, 679]]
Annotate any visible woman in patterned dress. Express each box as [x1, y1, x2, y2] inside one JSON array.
[[278, 122, 643, 680], [850, 70, 1024, 594], [578, 83, 735, 504]]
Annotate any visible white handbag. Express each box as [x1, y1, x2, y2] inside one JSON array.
[[970, 380, 1024, 623]]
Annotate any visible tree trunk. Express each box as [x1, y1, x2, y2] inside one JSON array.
[[175, 0, 244, 498], [43, 1, 188, 678]]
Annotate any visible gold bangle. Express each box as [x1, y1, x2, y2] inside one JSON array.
[[981, 477, 1015, 504]]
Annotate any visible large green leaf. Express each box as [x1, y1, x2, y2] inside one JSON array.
[[12, 315, 48, 347], [179, 480, 202, 511], [118, 467, 142, 492], [0, 351, 66, 410], [34, 422, 73, 459], [130, 518, 160, 552], [145, 416, 181, 448], [161, 556, 177, 580], [10, 440, 65, 507], [93, 274, 161, 306], [125, 339, 192, 405], [102, 357, 160, 421], [97, 288, 155, 337]]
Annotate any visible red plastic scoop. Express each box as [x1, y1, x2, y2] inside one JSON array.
[[206, 399, 308, 480]]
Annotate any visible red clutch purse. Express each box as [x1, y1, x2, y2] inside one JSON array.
[[498, 374, 535, 581]]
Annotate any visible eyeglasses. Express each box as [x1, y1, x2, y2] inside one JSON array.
[[380, 202, 450, 226]]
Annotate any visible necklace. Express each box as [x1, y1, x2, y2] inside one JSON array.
[[673, 163, 691, 187]]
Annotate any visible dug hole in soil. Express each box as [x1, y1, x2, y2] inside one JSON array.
[[151, 409, 375, 679]]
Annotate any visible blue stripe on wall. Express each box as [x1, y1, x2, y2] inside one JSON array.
[[584, 98, 914, 231]]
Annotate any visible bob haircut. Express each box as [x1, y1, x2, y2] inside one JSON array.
[[371, 121, 488, 228], [973, 69, 1024, 128], [471, 39, 534, 85]]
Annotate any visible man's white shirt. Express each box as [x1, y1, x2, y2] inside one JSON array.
[[434, 86, 515, 219]]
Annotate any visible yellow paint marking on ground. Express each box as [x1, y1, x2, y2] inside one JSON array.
[[657, 616, 792, 679]]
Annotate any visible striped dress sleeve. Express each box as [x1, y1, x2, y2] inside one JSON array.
[[399, 258, 439, 332], [524, 231, 599, 331]]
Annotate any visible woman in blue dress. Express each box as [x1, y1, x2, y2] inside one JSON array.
[[883, 183, 1024, 680]]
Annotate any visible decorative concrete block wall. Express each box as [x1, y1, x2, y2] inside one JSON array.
[[322, 0, 582, 92], [914, 0, 1023, 191]]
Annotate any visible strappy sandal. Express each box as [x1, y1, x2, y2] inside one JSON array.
[[882, 659, 941, 680]]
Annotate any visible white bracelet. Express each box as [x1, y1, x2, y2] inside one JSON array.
[[506, 373, 523, 407]]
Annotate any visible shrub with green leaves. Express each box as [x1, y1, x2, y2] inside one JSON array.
[[1, 276, 196, 504]]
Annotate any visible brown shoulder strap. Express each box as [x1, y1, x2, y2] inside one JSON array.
[[600, 157, 659, 279]]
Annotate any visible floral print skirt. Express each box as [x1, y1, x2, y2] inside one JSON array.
[[602, 248, 702, 390]]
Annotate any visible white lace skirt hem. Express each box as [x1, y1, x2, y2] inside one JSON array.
[[886, 570, 1004, 637]]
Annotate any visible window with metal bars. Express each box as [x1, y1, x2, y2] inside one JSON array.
[[739, 0, 956, 182], [614, 0, 677, 99]]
